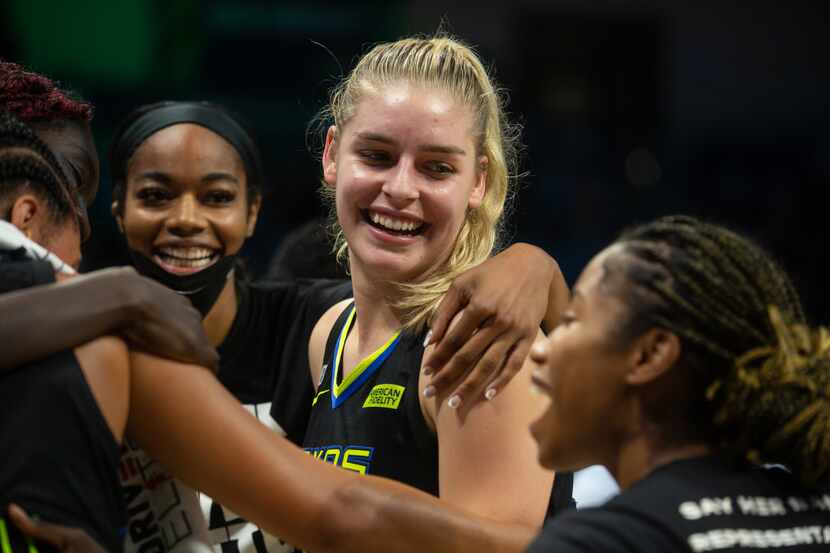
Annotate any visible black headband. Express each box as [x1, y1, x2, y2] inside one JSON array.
[[110, 102, 262, 189]]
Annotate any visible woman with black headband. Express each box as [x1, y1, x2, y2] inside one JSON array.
[[107, 100, 568, 553]]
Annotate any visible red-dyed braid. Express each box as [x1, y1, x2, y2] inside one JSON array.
[[0, 60, 93, 123]]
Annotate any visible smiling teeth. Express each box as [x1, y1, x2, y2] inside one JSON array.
[[370, 212, 421, 232], [159, 247, 215, 260], [157, 247, 217, 268]]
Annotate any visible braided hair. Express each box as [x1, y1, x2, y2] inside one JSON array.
[[0, 110, 77, 225], [0, 60, 93, 125], [609, 215, 829, 485]]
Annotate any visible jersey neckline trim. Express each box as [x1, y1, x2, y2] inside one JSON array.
[[331, 303, 402, 409]]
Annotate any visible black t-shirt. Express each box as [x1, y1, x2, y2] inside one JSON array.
[[528, 455, 830, 552], [218, 277, 353, 444]]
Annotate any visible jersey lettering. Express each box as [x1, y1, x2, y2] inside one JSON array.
[[305, 446, 375, 475]]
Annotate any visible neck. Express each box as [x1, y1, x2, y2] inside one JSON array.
[[203, 276, 238, 347], [607, 417, 713, 490], [349, 261, 403, 358]]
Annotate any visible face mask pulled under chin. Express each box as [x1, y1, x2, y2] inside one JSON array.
[[128, 250, 236, 317]]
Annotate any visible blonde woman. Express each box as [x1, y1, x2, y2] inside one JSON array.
[[301, 35, 570, 525]]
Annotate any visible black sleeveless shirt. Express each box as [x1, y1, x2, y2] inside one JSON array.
[[0, 253, 124, 553], [0, 329, 125, 553], [302, 303, 574, 516], [303, 303, 439, 494]]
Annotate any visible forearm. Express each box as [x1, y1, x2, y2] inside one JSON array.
[[543, 256, 569, 332], [0, 274, 132, 371], [126, 352, 532, 553], [323, 482, 534, 553], [496, 242, 569, 332]]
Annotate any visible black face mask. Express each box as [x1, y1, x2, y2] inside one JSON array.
[[129, 250, 236, 317]]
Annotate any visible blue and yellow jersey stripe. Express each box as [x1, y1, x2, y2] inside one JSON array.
[[0, 517, 39, 553], [330, 304, 402, 409]]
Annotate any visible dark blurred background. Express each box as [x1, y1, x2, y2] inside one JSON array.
[[2, 0, 829, 321]]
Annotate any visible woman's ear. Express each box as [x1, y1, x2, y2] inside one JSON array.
[[322, 125, 338, 188], [467, 155, 488, 209], [10, 194, 39, 238], [246, 195, 262, 238], [625, 328, 681, 386], [111, 201, 124, 234]]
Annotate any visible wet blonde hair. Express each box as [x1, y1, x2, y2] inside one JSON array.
[[318, 34, 521, 331]]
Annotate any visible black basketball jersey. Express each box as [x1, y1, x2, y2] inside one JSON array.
[[303, 303, 574, 519], [303, 303, 439, 494], [0, 348, 125, 553]]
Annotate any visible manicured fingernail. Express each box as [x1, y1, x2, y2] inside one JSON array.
[[423, 385, 436, 398], [448, 395, 462, 409], [485, 388, 497, 400], [423, 365, 433, 376], [423, 329, 433, 348]]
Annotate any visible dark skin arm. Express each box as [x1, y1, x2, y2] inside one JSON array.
[[9, 338, 534, 553], [425, 243, 569, 403], [0, 267, 218, 372], [126, 350, 535, 553]]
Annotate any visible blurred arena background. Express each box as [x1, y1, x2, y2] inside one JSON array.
[[2, 0, 828, 323]]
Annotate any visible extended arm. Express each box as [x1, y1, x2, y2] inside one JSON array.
[[126, 351, 535, 553], [0, 267, 217, 372]]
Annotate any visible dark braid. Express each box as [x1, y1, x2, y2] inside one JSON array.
[[0, 60, 93, 124], [0, 110, 76, 224], [611, 215, 828, 485]]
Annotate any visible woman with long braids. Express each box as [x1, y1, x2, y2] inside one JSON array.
[[527, 215, 830, 552]]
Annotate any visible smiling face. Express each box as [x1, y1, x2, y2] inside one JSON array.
[[115, 124, 259, 275], [322, 82, 486, 283], [529, 245, 638, 471]]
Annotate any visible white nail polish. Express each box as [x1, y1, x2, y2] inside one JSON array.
[[423, 329, 433, 348], [448, 395, 461, 409], [485, 388, 497, 400], [423, 385, 436, 398]]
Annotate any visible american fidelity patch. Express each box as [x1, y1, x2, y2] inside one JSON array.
[[362, 384, 405, 409]]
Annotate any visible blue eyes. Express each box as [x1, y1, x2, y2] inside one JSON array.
[[359, 150, 391, 163], [425, 162, 455, 174], [357, 151, 456, 177]]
